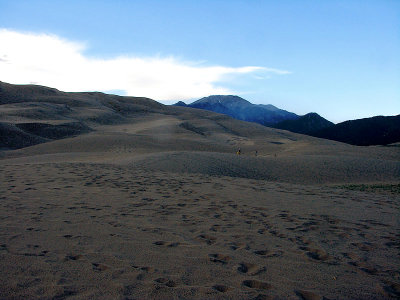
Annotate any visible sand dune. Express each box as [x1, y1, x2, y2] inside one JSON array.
[[0, 82, 399, 299]]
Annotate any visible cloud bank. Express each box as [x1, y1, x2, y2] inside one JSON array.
[[0, 29, 290, 101]]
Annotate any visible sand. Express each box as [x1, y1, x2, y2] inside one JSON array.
[[0, 83, 399, 299], [0, 162, 399, 299]]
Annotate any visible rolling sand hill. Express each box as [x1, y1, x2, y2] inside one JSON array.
[[0, 82, 399, 299]]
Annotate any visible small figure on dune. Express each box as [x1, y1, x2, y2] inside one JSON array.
[[255, 150, 258, 156], [237, 148, 241, 155]]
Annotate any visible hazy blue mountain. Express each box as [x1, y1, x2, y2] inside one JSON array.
[[174, 95, 299, 125], [272, 112, 334, 135]]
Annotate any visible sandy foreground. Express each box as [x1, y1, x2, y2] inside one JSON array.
[[0, 155, 399, 299]]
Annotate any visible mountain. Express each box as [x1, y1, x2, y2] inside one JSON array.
[[312, 115, 400, 146], [273, 112, 400, 146], [174, 101, 187, 107], [272, 112, 334, 135], [174, 95, 298, 126]]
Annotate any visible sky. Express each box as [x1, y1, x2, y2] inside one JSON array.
[[0, 0, 399, 123]]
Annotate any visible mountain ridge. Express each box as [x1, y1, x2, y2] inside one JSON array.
[[174, 95, 299, 126], [174, 95, 400, 146], [272, 112, 334, 135], [273, 112, 400, 146], [312, 115, 400, 146]]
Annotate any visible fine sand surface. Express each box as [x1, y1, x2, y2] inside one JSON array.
[[0, 162, 399, 300], [1, 83, 399, 299]]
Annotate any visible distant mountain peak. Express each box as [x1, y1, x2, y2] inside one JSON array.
[[174, 101, 187, 107], [192, 95, 251, 106], [174, 95, 298, 126], [304, 112, 320, 117]]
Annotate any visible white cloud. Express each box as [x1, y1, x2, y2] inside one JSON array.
[[0, 29, 290, 101]]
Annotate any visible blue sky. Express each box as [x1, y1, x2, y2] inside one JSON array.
[[0, 0, 399, 122]]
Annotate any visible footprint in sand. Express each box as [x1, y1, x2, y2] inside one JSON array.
[[295, 290, 322, 300], [209, 253, 231, 264], [213, 285, 230, 293], [209, 224, 222, 232], [92, 262, 109, 271], [242, 280, 272, 290], [0, 244, 8, 253], [227, 242, 246, 250], [140, 266, 155, 273], [65, 254, 83, 261], [348, 260, 378, 275], [382, 281, 400, 298], [238, 263, 266, 275], [153, 241, 167, 246], [351, 241, 376, 252], [196, 234, 217, 245], [131, 265, 155, 280], [254, 249, 283, 258], [269, 230, 287, 238], [299, 247, 330, 261], [153, 241, 182, 247], [253, 294, 274, 300], [155, 278, 177, 287]]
